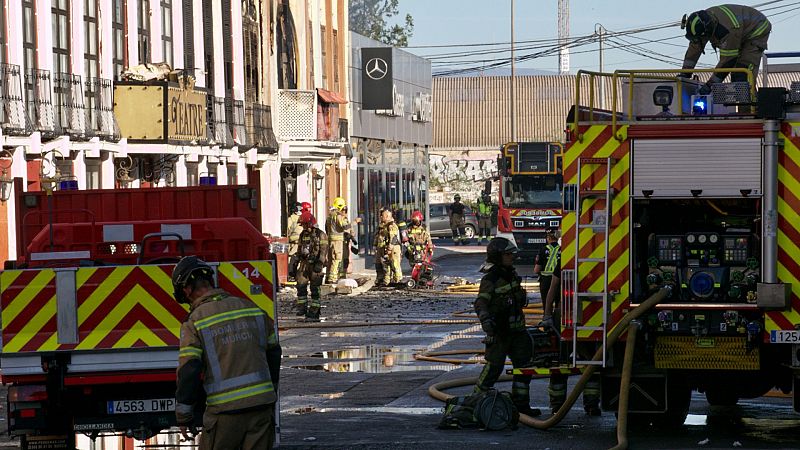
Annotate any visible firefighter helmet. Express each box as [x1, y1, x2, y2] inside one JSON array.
[[486, 237, 518, 264], [682, 10, 713, 42], [301, 201, 312, 212], [332, 197, 346, 211], [299, 210, 316, 226], [411, 210, 424, 223], [172, 256, 215, 304], [454, 194, 461, 202]]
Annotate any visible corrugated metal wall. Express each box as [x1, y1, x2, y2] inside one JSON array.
[[433, 72, 800, 150]]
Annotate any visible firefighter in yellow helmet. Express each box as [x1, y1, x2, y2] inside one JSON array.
[[376, 208, 403, 286], [680, 4, 771, 94], [173, 256, 281, 449], [325, 197, 360, 285]]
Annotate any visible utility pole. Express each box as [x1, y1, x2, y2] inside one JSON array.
[[510, 0, 516, 142], [596, 23, 606, 109], [558, 0, 570, 74]]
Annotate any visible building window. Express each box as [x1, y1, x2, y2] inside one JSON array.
[[202, 0, 214, 89], [138, 0, 151, 63], [112, 0, 125, 79], [182, 0, 194, 71], [0, 1, 6, 64], [52, 0, 70, 75], [221, 0, 233, 94], [333, 29, 339, 91], [84, 0, 99, 80], [307, 20, 313, 86], [161, 0, 173, 66], [86, 158, 101, 189], [186, 162, 198, 186], [23, 0, 35, 71], [242, 1, 260, 103], [227, 164, 238, 185], [320, 25, 327, 89]]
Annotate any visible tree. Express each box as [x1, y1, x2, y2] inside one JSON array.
[[349, 0, 414, 47]]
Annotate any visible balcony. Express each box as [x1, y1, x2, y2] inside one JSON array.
[[26, 68, 57, 136], [0, 64, 31, 135], [85, 77, 120, 141], [246, 103, 279, 152], [207, 96, 233, 147], [224, 98, 247, 146], [54, 73, 91, 139], [277, 89, 317, 141]]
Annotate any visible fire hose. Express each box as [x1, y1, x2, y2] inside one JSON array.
[[427, 287, 670, 448]]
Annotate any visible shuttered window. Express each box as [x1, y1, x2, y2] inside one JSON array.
[[182, 0, 193, 71]]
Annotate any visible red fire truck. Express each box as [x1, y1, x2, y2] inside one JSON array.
[[557, 59, 800, 427], [496, 142, 564, 254], [1, 182, 278, 449]]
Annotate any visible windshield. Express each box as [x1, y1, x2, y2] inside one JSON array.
[[502, 174, 563, 209]]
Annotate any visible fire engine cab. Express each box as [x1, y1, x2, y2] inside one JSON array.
[[558, 54, 800, 426]]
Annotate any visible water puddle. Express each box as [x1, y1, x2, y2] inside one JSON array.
[[284, 345, 457, 373]]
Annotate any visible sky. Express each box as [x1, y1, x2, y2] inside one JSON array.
[[393, 0, 800, 75]]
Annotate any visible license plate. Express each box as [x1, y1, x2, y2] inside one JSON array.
[[770, 330, 800, 343], [527, 238, 546, 244], [108, 398, 175, 415]]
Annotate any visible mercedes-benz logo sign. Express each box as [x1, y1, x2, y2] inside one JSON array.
[[365, 57, 389, 80]]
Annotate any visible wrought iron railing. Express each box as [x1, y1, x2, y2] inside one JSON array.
[[85, 77, 120, 141], [0, 64, 31, 135], [54, 72, 91, 139], [246, 103, 278, 151], [225, 98, 247, 146], [25, 68, 58, 136], [207, 96, 233, 146]]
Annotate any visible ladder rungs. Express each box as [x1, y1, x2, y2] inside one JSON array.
[[575, 325, 605, 331], [579, 190, 608, 197], [579, 157, 614, 165], [577, 224, 606, 230], [578, 257, 605, 263], [577, 292, 606, 298], [575, 360, 605, 366]]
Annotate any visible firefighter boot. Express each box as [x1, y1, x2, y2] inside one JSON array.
[[295, 298, 308, 317], [583, 375, 602, 416], [549, 374, 568, 415], [305, 298, 321, 321], [512, 381, 541, 417]]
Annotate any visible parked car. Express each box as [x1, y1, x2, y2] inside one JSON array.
[[428, 203, 478, 239]]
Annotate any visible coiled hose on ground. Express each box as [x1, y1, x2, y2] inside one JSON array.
[[427, 287, 670, 448]]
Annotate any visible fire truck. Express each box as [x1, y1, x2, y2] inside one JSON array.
[[0, 182, 278, 448], [557, 56, 800, 427], [496, 142, 564, 254]]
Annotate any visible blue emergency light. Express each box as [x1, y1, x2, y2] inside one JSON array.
[[692, 95, 709, 115]]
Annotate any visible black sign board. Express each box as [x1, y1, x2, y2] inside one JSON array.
[[361, 47, 393, 110]]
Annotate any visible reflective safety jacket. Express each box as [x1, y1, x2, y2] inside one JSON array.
[[542, 244, 560, 276], [326, 210, 352, 242], [474, 266, 528, 333], [176, 289, 280, 422], [376, 221, 401, 252], [287, 212, 302, 244], [477, 200, 493, 218], [298, 227, 329, 265], [683, 4, 771, 76], [407, 224, 432, 251]]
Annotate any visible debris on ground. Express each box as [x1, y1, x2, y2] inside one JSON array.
[[698, 438, 710, 446]]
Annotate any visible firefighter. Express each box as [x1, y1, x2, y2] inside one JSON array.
[[173, 256, 281, 449], [287, 201, 312, 280], [405, 210, 433, 265], [376, 208, 403, 286], [448, 194, 468, 245], [341, 206, 358, 278], [476, 193, 494, 244], [540, 250, 601, 416], [296, 211, 328, 321], [473, 237, 541, 417], [534, 228, 560, 317], [680, 4, 771, 94], [325, 197, 360, 285]]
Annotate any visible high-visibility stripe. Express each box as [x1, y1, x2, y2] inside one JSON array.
[[719, 49, 740, 57], [542, 244, 560, 275], [195, 308, 265, 330], [179, 346, 203, 359], [749, 20, 770, 39], [216, 262, 275, 316], [716, 5, 740, 28], [206, 381, 274, 406]]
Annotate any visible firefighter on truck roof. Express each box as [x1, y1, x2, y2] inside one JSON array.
[[680, 4, 771, 94], [173, 256, 281, 449]]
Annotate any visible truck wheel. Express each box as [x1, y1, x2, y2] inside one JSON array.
[[464, 225, 476, 239], [705, 389, 739, 407]]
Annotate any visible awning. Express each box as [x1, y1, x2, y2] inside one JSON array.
[[317, 88, 348, 104]]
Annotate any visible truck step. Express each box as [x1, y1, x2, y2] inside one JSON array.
[[575, 325, 605, 331], [577, 224, 606, 231], [575, 360, 605, 366], [579, 157, 616, 165], [578, 257, 605, 263], [577, 292, 606, 298]]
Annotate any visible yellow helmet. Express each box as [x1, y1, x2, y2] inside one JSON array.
[[332, 197, 346, 211]]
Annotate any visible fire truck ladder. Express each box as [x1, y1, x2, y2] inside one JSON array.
[[572, 157, 615, 367]]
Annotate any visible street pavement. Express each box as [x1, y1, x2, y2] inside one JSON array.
[[275, 263, 800, 450]]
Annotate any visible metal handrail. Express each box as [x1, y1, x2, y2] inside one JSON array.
[[572, 70, 616, 142]]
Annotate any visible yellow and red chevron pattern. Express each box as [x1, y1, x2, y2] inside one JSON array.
[[769, 121, 800, 333], [0, 261, 276, 354], [562, 125, 631, 341]]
